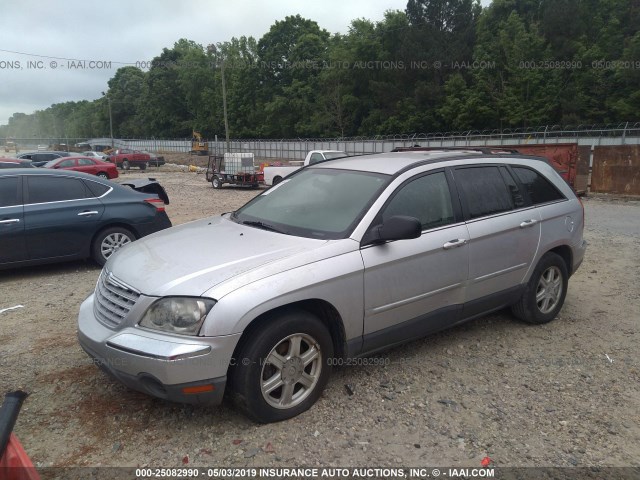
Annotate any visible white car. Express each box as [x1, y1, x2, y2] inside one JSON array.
[[83, 151, 108, 160]]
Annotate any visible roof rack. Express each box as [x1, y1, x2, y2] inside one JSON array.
[[390, 146, 521, 155]]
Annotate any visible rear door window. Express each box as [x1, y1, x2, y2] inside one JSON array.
[[512, 167, 565, 204], [454, 166, 515, 219], [0, 177, 21, 207], [26, 176, 91, 204]]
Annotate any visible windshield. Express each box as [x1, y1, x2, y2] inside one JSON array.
[[234, 168, 389, 239], [43, 159, 60, 168]]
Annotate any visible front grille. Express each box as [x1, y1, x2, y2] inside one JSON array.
[[94, 270, 140, 328]]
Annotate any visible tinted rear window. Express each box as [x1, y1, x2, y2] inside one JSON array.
[[455, 166, 514, 219], [26, 176, 91, 204], [512, 167, 565, 204], [84, 180, 110, 197], [0, 177, 20, 207]]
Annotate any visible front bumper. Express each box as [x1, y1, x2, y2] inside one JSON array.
[[77, 294, 241, 405]]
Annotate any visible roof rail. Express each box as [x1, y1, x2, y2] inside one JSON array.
[[390, 146, 521, 154]]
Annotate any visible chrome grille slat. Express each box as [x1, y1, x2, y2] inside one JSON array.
[[94, 271, 140, 328], [97, 281, 135, 311]]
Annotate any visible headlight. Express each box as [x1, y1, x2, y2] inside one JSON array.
[[139, 297, 216, 336]]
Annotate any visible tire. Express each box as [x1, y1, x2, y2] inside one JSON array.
[[212, 175, 222, 189], [96, 172, 109, 179], [139, 162, 147, 171], [512, 252, 568, 324], [91, 226, 135, 266], [231, 309, 333, 423], [272, 176, 283, 185], [122, 159, 130, 170]]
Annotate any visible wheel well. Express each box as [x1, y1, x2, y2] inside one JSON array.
[[230, 299, 347, 370], [547, 245, 573, 276], [90, 223, 139, 249]]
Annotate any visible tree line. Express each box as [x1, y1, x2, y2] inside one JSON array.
[[2, 0, 638, 141]]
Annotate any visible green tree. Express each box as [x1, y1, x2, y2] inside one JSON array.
[[106, 66, 145, 137]]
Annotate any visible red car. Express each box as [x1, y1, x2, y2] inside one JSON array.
[[43, 156, 119, 179]]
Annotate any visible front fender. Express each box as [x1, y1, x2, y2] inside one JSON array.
[[200, 250, 365, 342]]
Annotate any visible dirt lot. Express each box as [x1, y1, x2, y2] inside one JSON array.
[[1, 169, 639, 471]]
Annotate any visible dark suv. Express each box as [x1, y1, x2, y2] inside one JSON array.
[[17, 151, 73, 167]]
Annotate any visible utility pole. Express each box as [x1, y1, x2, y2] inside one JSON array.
[[103, 91, 114, 148], [221, 57, 230, 153], [207, 44, 230, 153]]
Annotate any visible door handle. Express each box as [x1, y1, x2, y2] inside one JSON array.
[[443, 238, 468, 250], [77, 211, 99, 217], [519, 219, 539, 228], [0, 218, 20, 224]]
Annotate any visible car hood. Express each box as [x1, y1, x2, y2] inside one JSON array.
[[105, 215, 330, 297]]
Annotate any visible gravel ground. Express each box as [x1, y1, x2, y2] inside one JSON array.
[[0, 169, 638, 471]]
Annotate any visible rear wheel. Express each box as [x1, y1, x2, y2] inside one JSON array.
[[231, 310, 333, 423], [91, 227, 135, 266], [122, 159, 130, 170], [96, 172, 109, 179], [272, 176, 283, 185], [212, 175, 223, 189], [139, 162, 147, 171], [512, 252, 568, 324]]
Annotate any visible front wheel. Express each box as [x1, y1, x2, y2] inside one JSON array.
[[212, 175, 222, 189], [231, 310, 333, 423], [91, 226, 135, 266], [96, 172, 109, 179], [122, 159, 130, 170], [139, 162, 147, 170], [512, 252, 568, 324]]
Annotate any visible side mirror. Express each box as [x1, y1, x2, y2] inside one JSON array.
[[366, 215, 422, 245]]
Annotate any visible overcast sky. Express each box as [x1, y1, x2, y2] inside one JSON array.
[[0, 0, 489, 127]]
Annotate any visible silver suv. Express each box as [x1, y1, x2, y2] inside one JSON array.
[[78, 151, 586, 422]]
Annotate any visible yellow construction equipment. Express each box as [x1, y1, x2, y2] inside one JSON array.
[[190, 131, 209, 156]]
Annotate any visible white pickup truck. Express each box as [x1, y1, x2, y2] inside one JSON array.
[[262, 150, 347, 186]]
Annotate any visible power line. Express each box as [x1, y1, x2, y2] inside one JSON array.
[[0, 48, 135, 65]]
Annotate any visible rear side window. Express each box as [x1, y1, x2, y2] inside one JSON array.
[[512, 167, 565, 204], [455, 166, 514, 219], [308, 153, 324, 165], [26, 176, 91, 204], [84, 180, 110, 197], [0, 177, 20, 207]]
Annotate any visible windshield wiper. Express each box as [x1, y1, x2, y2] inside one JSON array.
[[241, 220, 287, 234]]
